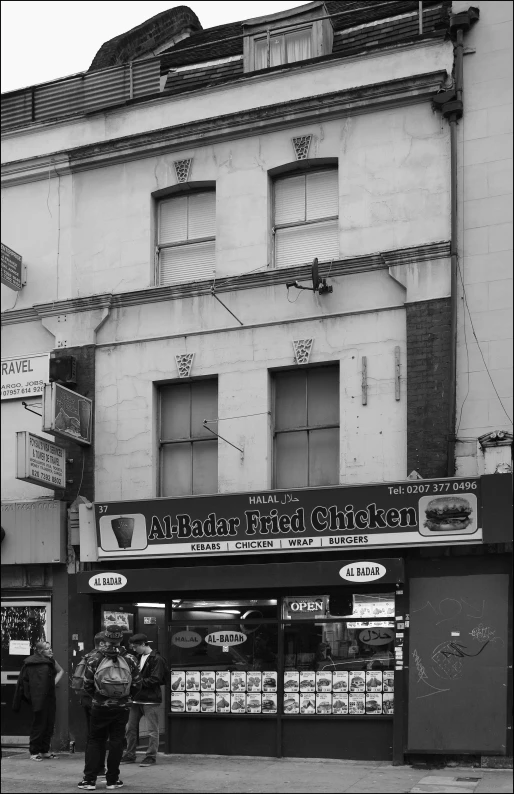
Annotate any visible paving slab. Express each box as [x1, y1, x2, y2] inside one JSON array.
[[0, 750, 512, 794]]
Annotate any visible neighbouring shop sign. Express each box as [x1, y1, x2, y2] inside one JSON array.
[[92, 478, 482, 560], [1, 242, 23, 291], [42, 383, 92, 446], [1, 353, 50, 400], [15, 431, 66, 489]]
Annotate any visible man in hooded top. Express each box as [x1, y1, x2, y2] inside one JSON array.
[[12, 640, 64, 761]]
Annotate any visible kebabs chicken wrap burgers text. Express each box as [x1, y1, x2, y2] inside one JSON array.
[[423, 495, 473, 532]]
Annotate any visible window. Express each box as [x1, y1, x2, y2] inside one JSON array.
[[157, 191, 216, 286], [243, 3, 334, 74], [274, 169, 339, 268], [273, 365, 339, 489], [254, 27, 312, 70], [159, 380, 218, 496]]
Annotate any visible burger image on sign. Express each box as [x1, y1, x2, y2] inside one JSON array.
[[418, 494, 478, 537]]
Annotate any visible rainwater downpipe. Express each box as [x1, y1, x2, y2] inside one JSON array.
[[447, 28, 464, 477]]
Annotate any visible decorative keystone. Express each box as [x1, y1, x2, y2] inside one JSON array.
[[174, 158, 192, 183], [175, 353, 195, 378], [292, 135, 312, 161], [293, 339, 313, 365]]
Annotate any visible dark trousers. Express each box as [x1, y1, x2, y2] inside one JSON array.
[[29, 698, 56, 755], [82, 703, 106, 774], [83, 705, 129, 785]]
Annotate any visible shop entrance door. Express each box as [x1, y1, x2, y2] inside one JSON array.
[[1, 600, 51, 742]]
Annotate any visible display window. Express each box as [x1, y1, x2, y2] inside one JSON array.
[[168, 591, 395, 717]]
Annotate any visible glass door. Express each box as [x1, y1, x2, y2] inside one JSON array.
[[1, 600, 51, 740]]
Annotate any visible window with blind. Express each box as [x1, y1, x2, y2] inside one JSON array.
[[157, 191, 216, 286], [273, 169, 339, 268], [273, 366, 339, 490], [159, 380, 218, 497]]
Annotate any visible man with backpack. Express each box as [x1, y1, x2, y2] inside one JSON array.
[[78, 624, 141, 791], [72, 632, 109, 780], [121, 634, 168, 768]]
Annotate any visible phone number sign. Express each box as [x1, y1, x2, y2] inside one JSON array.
[[16, 431, 66, 490], [1, 353, 50, 400]]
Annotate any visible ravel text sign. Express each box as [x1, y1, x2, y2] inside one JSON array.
[[1, 353, 49, 401], [93, 478, 482, 560]]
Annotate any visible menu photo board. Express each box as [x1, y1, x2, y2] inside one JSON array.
[[42, 383, 92, 446], [16, 431, 66, 490]]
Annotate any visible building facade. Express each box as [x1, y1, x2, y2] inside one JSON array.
[[1, 1, 512, 763]]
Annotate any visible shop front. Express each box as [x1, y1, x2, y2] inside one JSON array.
[[76, 473, 512, 762]]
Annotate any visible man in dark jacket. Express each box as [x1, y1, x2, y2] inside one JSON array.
[[12, 641, 64, 761], [75, 632, 109, 778], [78, 625, 141, 791], [121, 634, 167, 768]]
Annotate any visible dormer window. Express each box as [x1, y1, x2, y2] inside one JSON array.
[[243, 1, 333, 74]]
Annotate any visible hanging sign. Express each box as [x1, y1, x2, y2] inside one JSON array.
[[205, 631, 246, 647], [1, 242, 23, 291], [1, 353, 49, 401], [16, 431, 66, 489], [42, 383, 92, 446]]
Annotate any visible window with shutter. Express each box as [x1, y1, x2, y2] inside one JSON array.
[[157, 191, 216, 285], [273, 366, 339, 489], [159, 380, 218, 496], [273, 169, 339, 268]]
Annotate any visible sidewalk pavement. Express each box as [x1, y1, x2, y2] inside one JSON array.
[[1, 749, 512, 794]]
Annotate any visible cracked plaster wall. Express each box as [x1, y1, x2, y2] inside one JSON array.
[[2, 102, 451, 313], [94, 309, 407, 501]]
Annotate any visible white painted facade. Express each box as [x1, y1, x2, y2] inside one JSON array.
[[2, 2, 510, 510], [453, 0, 513, 474]]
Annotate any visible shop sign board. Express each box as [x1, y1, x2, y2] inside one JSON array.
[[88, 573, 127, 591], [16, 431, 66, 490], [205, 631, 246, 647], [42, 383, 92, 446], [172, 630, 202, 648], [339, 562, 386, 582], [92, 478, 482, 560], [1, 242, 23, 291], [1, 353, 50, 400]]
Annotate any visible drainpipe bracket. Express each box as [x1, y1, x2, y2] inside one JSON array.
[[450, 8, 480, 36], [442, 100, 463, 120]]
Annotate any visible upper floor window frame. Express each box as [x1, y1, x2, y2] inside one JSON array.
[[243, 1, 333, 74], [153, 182, 216, 287]]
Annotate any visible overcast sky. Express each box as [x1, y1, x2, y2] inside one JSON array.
[[1, 1, 310, 93]]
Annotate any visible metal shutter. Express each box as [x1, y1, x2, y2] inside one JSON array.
[[275, 219, 339, 268], [159, 240, 215, 285]]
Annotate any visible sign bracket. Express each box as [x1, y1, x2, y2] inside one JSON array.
[[22, 401, 42, 417]]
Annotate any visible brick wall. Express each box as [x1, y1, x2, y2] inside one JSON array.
[[50, 345, 95, 504], [406, 298, 452, 478]]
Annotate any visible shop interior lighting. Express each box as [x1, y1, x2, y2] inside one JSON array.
[[135, 603, 166, 608], [211, 609, 242, 615]]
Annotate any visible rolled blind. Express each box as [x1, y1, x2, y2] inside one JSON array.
[[188, 192, 216, 239], [159, 240, 215, 285], [159, 196, 187, 244], [274, 175, 306, 225], [306, 170, 338, 220], [275, 219, 338, 268]]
